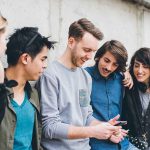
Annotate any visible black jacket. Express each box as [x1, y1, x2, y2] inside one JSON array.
[[122, 85, 150, 146]]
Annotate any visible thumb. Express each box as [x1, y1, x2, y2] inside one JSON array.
[[109, 114, 120, 125]]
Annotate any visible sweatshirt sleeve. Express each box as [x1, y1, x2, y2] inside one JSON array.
[[39, 73, 69, 139]]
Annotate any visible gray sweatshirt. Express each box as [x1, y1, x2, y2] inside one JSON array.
[[38, 60, 95, 150]]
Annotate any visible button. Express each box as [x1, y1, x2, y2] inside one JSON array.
[[12, 120, 15, 123]]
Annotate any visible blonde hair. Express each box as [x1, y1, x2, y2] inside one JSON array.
[[0, 12, 7, 34]]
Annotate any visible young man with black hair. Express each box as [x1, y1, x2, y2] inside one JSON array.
[[0, 27, 55, 150]]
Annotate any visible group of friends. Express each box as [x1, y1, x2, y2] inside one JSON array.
[[0, 13, 150, 150]]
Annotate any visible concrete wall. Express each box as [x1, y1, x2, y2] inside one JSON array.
[[0, 0, 150, 66]]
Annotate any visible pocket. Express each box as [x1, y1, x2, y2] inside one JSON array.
[[79, 89, 89, 107]]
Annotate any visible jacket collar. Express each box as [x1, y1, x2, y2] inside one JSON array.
[[4, 78, 40, 113]]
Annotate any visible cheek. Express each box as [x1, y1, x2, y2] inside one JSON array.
[[98, 60, 105, 68], [133, 68, 138, 75], [146, 69, 150, 77], [112, 66, 118, 72]]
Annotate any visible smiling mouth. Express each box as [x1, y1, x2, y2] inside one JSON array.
[[136, 74, 144, 78], [102, 69, 110, 74]]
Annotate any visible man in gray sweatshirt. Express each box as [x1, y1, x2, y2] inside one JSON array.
[[38, 18, 125, 150]]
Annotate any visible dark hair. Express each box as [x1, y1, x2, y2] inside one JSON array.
[[94, 40, 128, 72], [6, 27, 55, 66], [129, 47, 150, 92], [68, 18, 104, 41]]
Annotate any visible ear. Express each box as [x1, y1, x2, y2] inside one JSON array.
[[68, 37, 76, 49], [20, 53, 31, 65]]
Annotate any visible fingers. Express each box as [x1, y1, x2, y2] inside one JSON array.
[[109, 135, 122, 143], [108, 125, 121, 133], [123, 71, 134, 89], [94, 123, 121, 140], [128, 79, 133, 89], [109, 114, 120, 125], [120, 129, 129, 137]]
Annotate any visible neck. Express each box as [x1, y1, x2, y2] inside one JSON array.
[[146, 88, 150, 93], [6, 66, 27, 93], [58, 47, 77, 69]]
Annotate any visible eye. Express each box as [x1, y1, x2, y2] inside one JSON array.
[[104, 58, 110, 63], [41, 56, 47, 61], [143, 65, 149, 68], [83, 48, 92, 52], [113, 63, 119, 67], [41, 57, 47, 62], [134, 63, 139, 68]]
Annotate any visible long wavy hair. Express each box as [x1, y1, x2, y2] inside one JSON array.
[[129, 47, 150, 92]]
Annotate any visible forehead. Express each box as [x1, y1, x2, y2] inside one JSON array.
[[79, 32, 100, 51], [134, 59, 142, 64], [134, 59, 148, 66], [102, 51, 117, 62]]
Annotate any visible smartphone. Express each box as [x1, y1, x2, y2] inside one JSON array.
[[115, 121, 127, 126]]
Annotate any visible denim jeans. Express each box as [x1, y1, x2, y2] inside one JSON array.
[[128, 142, 150, 150], [127, 142, 140, 150]]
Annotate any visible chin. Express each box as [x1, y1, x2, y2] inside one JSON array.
[[101, 73, 109, 78], [30, 76, 40, 81], [137, 79, 145, 83]]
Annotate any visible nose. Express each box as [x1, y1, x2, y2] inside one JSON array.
[[106, 64, 112, 71], [43, 60, 48, 69], [137, 66, 143, 73]]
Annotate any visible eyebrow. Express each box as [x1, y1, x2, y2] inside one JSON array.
[[104, 57, 118, 64]]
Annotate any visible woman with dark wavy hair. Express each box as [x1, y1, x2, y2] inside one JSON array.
[[122, 48, 150, 150]]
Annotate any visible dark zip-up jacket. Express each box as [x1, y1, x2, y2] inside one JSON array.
[[122, 85, 150, 147]]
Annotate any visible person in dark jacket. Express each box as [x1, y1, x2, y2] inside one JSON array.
[[122, 48, 150, 150], [0, 27, 55, 150]]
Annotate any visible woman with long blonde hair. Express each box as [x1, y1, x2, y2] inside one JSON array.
[[0, 12, 8, 83]]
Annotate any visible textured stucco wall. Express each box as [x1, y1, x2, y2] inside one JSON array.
[[0, 0, 150, 66]]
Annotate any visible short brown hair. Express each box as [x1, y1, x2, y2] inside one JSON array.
[[68, 18, 104, 41], [94, 40, 128, 72]]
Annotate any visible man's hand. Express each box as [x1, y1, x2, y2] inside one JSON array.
[[90, 122, 121, 140], [109, 129, 128, 143], [109, 114, 120, 125], [123, 70, 133, 89]]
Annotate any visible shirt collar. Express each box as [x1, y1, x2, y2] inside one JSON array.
[[90, 65, 117, 80]]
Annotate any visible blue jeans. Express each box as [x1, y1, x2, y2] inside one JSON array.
[[127, 142, 139, 150]]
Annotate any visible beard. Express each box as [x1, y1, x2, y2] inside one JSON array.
[[70, 46, 82, 68], [71, 54, 81, 68]]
